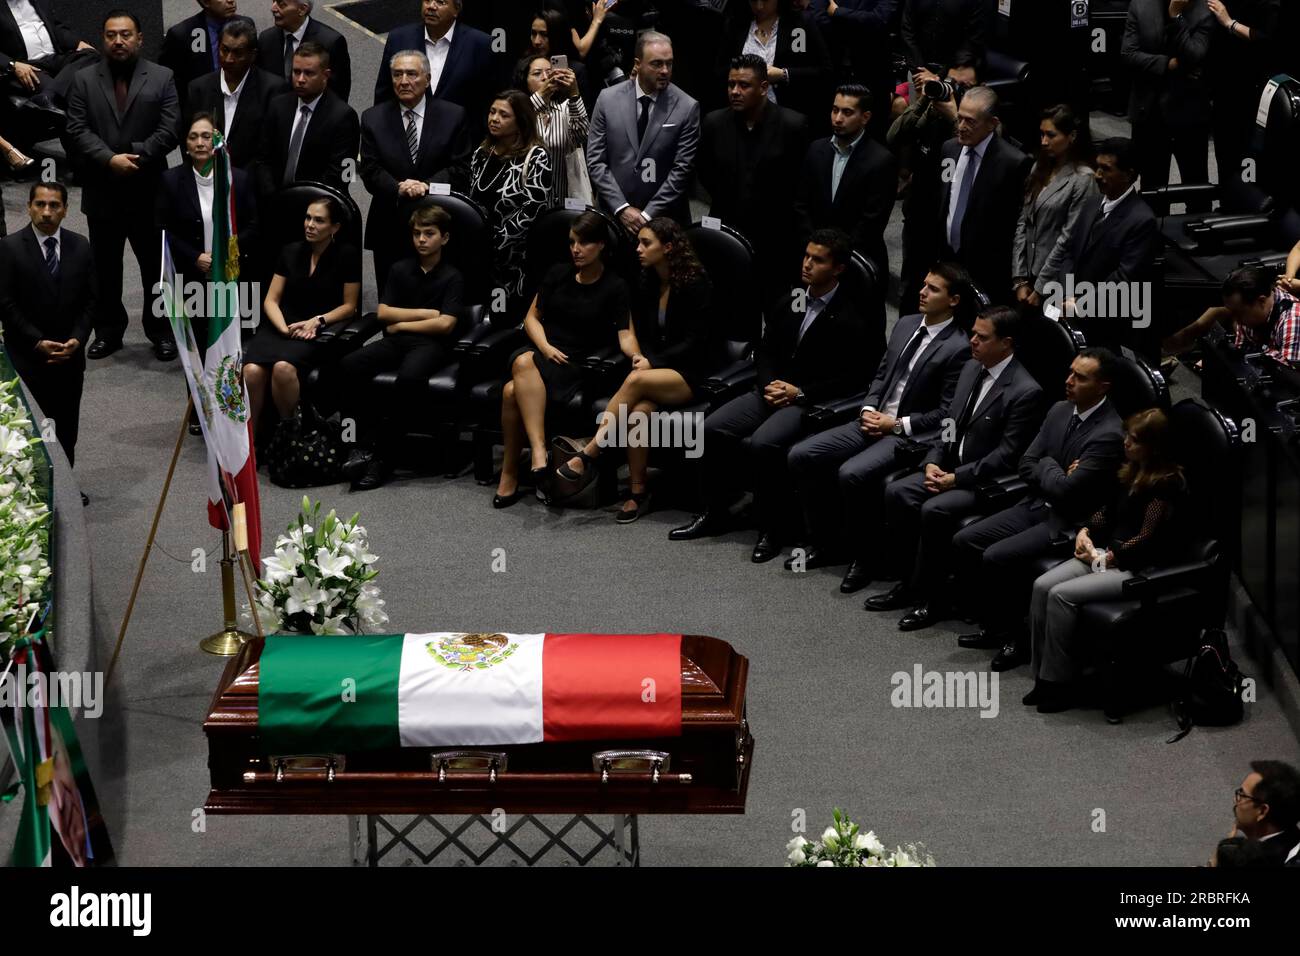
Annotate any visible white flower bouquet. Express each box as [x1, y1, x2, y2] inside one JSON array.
[[786, 809, 935, 867], [0, 376, 52, 653], [250, 497, 387, 635]]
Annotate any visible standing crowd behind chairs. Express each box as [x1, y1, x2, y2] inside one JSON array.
[[0, 1, 1298, 840]]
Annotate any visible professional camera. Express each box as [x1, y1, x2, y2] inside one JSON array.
[[922, 76, 963, 104]]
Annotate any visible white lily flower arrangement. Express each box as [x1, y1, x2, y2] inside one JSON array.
[[248, 497, 387, 635], [0, 377, 52, 653], [786, 809, 935, 867]]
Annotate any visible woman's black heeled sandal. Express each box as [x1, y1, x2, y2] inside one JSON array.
[[531, 467, 552, 504], [556, 450, 595, 483], [615, 489, 652, 524]]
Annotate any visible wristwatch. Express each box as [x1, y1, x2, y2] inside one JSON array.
[[316, 315, 327, 330], [892, 420, 904, 435]]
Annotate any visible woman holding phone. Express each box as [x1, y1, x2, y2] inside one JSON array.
[[515, 54, 590, 205]]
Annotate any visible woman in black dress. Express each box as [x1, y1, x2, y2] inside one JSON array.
[[556, 218, 712, 521], [242, 197, 361, 438], [467, 89, 552, 321], [494, 210, 633, 507]]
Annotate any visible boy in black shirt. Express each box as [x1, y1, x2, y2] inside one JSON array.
[[339, 205, 464, 491]]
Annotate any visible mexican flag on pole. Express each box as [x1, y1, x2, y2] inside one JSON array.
[[160, 129, 261, 572], [1, 639, 51, 867], [258, 633, 684, 751]]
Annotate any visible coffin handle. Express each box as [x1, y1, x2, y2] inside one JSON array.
[[592, 749, 672, 784], [430, 750, 510, 783]]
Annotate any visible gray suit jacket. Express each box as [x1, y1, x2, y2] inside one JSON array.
[[586, 80, 700, 221], [1013, 165, 1098, 296], [1019, 398, 1125, 529], [863, 313, 970, 436], [66, 58, 179, 217]]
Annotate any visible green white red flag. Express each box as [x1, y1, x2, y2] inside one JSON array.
[[159, 130, 261, 572], [258, 633, 684, 751]]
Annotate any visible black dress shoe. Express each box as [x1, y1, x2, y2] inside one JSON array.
[[839, 559, 872, 593], [668, 512, 723, 541], [80, 492, 89, 507], [751, 532, 781, 563], [341, 448, 373, 482], [957, 629, 1004, 650], [153, 339, 178, 361], [86, 337, 122, 359], [898, 603, 949, 632], [1034, 680, 1075, 714], [1021, 682, 1041, 706], [783, 545, 842, 571], [350, 457, 387, 491], [188, 416, 202, 436], [990, 642, 1030, 672], [863, 583, 913, 612]]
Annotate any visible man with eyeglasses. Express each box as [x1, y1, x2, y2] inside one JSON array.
[[184, 19, 288, 168], [1210, 761, 1300, 867]]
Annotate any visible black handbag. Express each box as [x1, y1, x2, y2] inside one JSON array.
[[267, 405, 346, 488], [1168, 630, 1246, 742]]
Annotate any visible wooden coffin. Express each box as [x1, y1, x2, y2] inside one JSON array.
[[204, 635, 752, 815]]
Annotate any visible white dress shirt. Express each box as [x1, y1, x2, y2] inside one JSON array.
[[31, 223, 61, 268], [194, 167, 215, 255], [220, 68, 249, 133], [867, 316, 954, 435], [1074, 395, 1106, 423], [8, 0, 56, 60], [425, 21, 455, 93], [958, 352, 1014, 459], [945, 130, 994, 243], [1100, 183, 1137, 219]]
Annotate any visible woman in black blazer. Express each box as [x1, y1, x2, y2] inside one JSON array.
[[156, 112, 259, 287], [556, 218, 713, 522], [715, 0, 833, 125]]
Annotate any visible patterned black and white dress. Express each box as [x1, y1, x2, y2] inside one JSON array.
[[469, 143, 552, 313]]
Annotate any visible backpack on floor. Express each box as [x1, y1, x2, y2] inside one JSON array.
[[1169, 630, 1246, 742]]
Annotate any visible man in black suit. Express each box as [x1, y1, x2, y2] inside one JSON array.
[[1213, 761, 1300, 868], [0, 182, 95, 469], [937, 86, 1031, 303], [65, 11, 179, 361], [794, 82, 898, 286], [1056, 138, 1160, 357], [951, 347, 1125, 670], [787, 261, 970, 578], [0, 0, 97, 111], [670, 229, 867, 558], [159, 0, 254, 114], [257, 0, 350, 100], [697, 54, 808, 302], [185, 20, 289, 169], [868, 307, 1044, 618], [374, 0, 493, 134], [360, 48, 469, 295], [255, 41, 360, 200], [900, 0, 986, 78]]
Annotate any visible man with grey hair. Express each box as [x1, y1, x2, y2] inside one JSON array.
[[935, 84, 1030, 304], [360, 48, 469, 292], [587, 30, 700, 231], [374, 0, 493, 139], [256, 0, 351, 100]]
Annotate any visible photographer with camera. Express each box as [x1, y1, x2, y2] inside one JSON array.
[[888, 60, 975, 312]]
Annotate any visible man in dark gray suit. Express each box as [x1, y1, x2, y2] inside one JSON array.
[[65, 11, 179, 360], [952, 347, 1126, 670], [586, 30, 700, 232], [786, 262, 972, 580], [868, 306, 1045, 618], [255, 0, 350, 100]]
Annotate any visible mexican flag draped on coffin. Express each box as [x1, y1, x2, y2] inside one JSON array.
[[258, 633, 683, 751]]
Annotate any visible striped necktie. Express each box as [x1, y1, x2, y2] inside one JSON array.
[[43, 236, 59, 279], [405, 109, 419, 164]]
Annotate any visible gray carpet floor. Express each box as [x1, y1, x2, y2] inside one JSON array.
[[2, 1, 1298, 867]]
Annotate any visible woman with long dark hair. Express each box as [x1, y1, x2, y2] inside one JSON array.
[[1012, 104, 1097, 309], [556, 218, 712, 521], [494, 210, 633, 508], [467, 89, 553, 319], [242, 196, 360, 440], [1025, 407, 1188, 715], [515, 54, 590, 204]]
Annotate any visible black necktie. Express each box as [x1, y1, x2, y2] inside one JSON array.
[[884, 327, 927, 400], [957, 368, 989, 434], [43, 236, 58, 279], [1062, 412, 1081, 455], [283, 34, 296, 80], [636, 95, 652, 144], [405, 109, 419, 164]]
